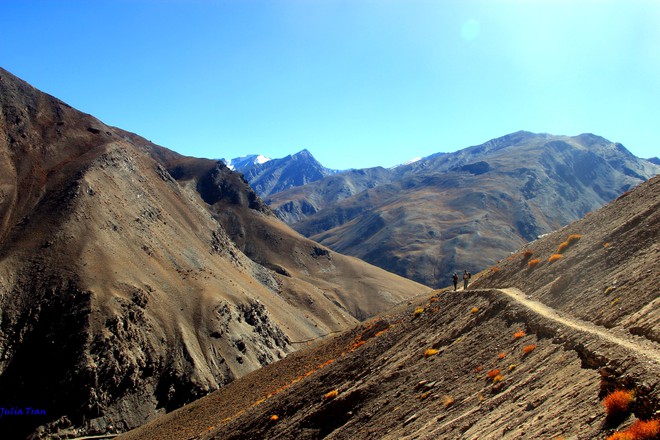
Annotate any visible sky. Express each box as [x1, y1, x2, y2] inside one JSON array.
[[1, 0, 658, 170]]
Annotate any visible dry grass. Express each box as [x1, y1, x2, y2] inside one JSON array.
[[603, 389, 635, 417], [513, 329, 526, 339], [606, 418, 660, 440], [522, 344, 537, 355], [527, 258, 541, 268], [492, 374, 505, 384], [424, 348, 439, 358], [628, 418, 660, 439], [413, 307, 424, 318], [604, 286, 616, 295], [486, 368, 501, 379], [557, 234, 582, 254], [324, 389, 339, 400], [508, 364, 517, 371], [548, 254, 563, 262]]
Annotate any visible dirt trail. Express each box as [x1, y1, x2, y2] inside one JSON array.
[[498, 287, 660, 365]]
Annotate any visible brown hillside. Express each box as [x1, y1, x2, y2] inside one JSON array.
[[0, 67, 426, 439], [120, 174, 659, 440]]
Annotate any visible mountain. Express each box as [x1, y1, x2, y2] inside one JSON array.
[[222, 154, 271, 171], [118, 174, 660, 440], [0, 67, 426, 439], [267, 131, 659, 287], [228, 149, 340, 198]]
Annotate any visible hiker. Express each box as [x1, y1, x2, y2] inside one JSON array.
[[463, 270, 471, 290], [452, 273, 458, 291]]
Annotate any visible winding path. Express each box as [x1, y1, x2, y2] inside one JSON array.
[[497, 287, 660, 365]]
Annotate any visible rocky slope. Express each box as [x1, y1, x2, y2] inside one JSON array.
[[118, 175, 660, 440], [268, 131, 659, 287], [0, 67, 426, 439]]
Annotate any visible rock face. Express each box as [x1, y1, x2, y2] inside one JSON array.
[[0, 67, 426, 439], [267, 131, 659, 287], [117, 175, 660, 440]]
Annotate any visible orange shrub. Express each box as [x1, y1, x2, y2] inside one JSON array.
[[523, 250, 534, 259], [557, 241, 569, 253], [470, 307, 479, 314], [475, 365, 483, 373], [497, 352, 506, 359], [528, 258, 541, 268], [486, 368, 501, 379], [324, 389, 339, 400], [270, 414, 279, 422], [627, 418, 660, 439], [491, 266, 501, 273], [443, 395, 455, 408], [513, 329, 526, 339], [424, 348, 439, 358], [567, 234, 582, 243], [548, 254, 563, 262], [413, 307, 424, 317], [606, 433, 633, 440], [522, 344, 537, 355], [492, 374, 504, 384], [603, 389, 635, 417]]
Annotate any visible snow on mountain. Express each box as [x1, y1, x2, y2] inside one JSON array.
[[222, 154, 271, 171]]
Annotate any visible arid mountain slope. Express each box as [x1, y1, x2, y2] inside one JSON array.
[[0, 67, 426, 439], [119, 174, 660, 440], [269, 132, 659, 287]]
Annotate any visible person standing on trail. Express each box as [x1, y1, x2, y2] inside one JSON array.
[[463, 270, 471, 290], [452, 273, 459, 291]]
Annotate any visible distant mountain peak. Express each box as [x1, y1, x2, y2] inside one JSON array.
[[223, 154, 271, 170]]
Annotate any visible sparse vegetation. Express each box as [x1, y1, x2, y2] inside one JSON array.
[[492, 374, 505, 384], [424, 348, 439, 358], [528, 258, 541, 268], [443, 395, 455, 408], [606, 418, 660, 440], [548, 254, 563, 262], [486, 368, 501, 379], [604, 286, 616, 295], [603, 389, 635, 417], [522, 344, 537, 355], [497, 352, 506, 359], [471, 307, 479, 314], [508, 364, 517, 371], [413, 307, 424, 318], [324, 389, 339, 400], [557, 234, 582, 253], [513, 329, 526, 339]]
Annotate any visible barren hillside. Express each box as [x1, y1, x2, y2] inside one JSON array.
[[120, 175, 659, 440], [0, 67, 426, 439]]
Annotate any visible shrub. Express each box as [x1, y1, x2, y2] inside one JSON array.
[[270, 414, 279, 422], [424, 348, 439, 358], [606, 432, 634, 440], [486, 368, 501, 379], [627, 418, 660, 439], [523, 250, 534, 259], [604, 286, 616, 295], [548, 254, 563, 263], [513, 329, 526, 339], [475, 365, 483, 373], [413, 307, 424, 318], [491, 266, 501, 273], [558, 234, 582, 254], [497, 352, 506, 359], [443, 395, 455, 408], [324, 389, 339, 400], [470, 307, 479, 314], [528, 258, 541, 268], [603, 242, 610, 248], [508, 364, 517, 371], [603, 389, 635, 417], [522, 344, 537, 355], [492, 374, 505, 384]]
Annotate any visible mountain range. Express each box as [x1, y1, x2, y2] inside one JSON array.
[[0, 67, 425, 438], [120, 172, 660, 440], [231, 133, 659, 287]]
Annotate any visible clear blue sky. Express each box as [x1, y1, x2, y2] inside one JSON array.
[[2, 0, 658, 169]]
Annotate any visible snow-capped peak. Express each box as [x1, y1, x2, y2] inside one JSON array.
[[223, 154, 271, 171]]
